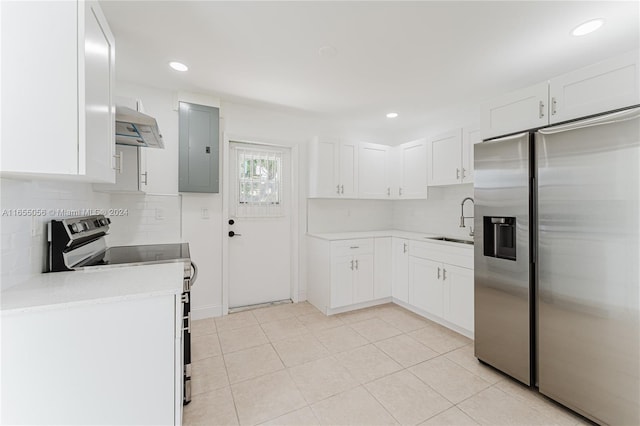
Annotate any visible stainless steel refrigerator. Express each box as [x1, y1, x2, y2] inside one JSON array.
[[474, 106, 639, 425]]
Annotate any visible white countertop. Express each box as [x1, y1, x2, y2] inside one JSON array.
[[1, 263, 184, 315], [307, 229, 474, 248]]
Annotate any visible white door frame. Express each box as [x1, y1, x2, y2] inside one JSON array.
[[221, 132, 300, 315]]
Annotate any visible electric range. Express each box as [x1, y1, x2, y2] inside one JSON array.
[[48, 214, 197, 405]]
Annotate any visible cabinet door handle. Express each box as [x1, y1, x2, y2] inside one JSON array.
[[355, 259, 359, 270], [456, 168, 460, 180], [551, 97, 557, 115], [341, 185, 344, 194], [437, 267, 441, 279], [399, 187, 403, 196], [539, 100, 545, 118], [141, 171, 148, 185], [443, 268, 447, 281], [350, 246, 359, 249], [350, 260, 354, 270], [336, 185, 340, 194], [114, 152, 123, 174], [462, 168, 466, 179], [387, 187, 390, 196], [403, 243, 407, 253]]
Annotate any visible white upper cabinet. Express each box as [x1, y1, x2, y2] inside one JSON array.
[[395, 139, 428, 199], [1, 0, 116, 182], [308, 138, 358, 198], [93, 145, 148, 193], [461, 126, 480, 184], [358, 142, 391, 199], [339, 141, 359, 198], [94, 99, 149, 193], [428, 129, 463, 186], [481, 50, 640, 140], [481, 82, 549, 140], [549, 50, 640, 124]]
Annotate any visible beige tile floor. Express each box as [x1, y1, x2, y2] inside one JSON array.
[[184, 302, 589, 426]]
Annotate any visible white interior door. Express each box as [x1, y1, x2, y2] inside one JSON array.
[[228, 142, 292, 308]]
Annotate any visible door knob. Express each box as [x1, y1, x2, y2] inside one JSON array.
[[228, 231, 242, 237], [228, 219, 235, 225]]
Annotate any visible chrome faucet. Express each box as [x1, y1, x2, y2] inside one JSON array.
[[460, 197, 475, 237]]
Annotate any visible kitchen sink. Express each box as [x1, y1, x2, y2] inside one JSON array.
[[425, 236, 474, 245]]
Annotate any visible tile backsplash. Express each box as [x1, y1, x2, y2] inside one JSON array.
[[0, 178, 182, 291], [0, 178, 110, 290], [106, 193, 181, 246]]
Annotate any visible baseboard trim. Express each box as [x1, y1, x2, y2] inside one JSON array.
[[393, 298, 474, 339]]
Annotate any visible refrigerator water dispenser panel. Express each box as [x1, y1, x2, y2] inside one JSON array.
[[483, 216, 516, 260]]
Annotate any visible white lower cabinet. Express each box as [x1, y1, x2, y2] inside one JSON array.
[[307, 234, 474, 335], [391, 238, 409, 303], [307, 237, 389, 314], [330, 252, 374, 308], [1, 294, 181, 425], [406, 240, 474, 336], [409, 257, 443, 317], [444, 264, 474, 332], [374, 237, 392, 299]]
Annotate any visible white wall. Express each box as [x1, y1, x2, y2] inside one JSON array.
[[307, 199, 394, 233], [0, 179, 110, 290], [106, 194, 182, 246], [113, 83, 338, 318], [392, 184, 475, 238]]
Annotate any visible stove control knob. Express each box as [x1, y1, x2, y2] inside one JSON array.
[[71, 223, 80, 233]]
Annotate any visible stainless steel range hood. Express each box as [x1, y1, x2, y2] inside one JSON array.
[[115, 106, 165, 148]]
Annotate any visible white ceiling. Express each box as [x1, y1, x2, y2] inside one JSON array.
[[100, 1, 639, 141]]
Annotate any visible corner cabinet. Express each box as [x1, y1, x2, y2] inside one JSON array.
[[308, 138, 358, 198], [391, 238, 409, 303], [1, 0, 116, 182], [394, 139, 428, 199], [358, 143, 391, 199]]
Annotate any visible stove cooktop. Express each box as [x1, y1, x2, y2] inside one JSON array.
[[76, 243, 190, 268]]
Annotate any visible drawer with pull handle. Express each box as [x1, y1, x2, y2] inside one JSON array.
[[331, 238, 374, 256]]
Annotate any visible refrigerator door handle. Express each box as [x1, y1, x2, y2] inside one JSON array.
[[538, 106, 640, 135], [484, 132, 530, 144]]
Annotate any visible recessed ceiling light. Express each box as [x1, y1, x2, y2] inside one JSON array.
[[571, 19, 604, 36], [169, 61, 189, 72], [386, 112, 399, 118], [318, 45, 337, 58]]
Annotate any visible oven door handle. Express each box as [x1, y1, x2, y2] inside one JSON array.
[[190, 261, 198, 287]]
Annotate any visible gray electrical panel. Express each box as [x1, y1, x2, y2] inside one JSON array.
[[178, 102, 220, 193]]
